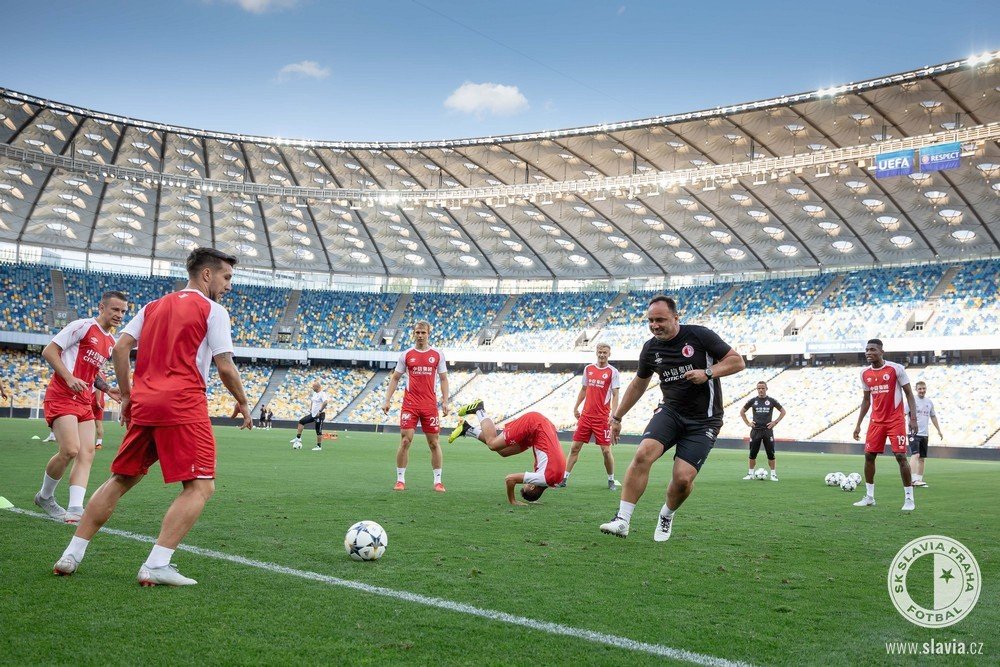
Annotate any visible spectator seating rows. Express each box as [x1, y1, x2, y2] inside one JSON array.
[[347, 369, 475, 425], [62, 268, 175, 325], [398, 293, 508, 348], [0, 263, 54, 334], [268, 366, 375, 421], [223, 284, 289, 348], [296, 289, 396, 349], [204, 363, 273, 417]]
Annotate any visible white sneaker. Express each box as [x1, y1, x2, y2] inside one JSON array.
[[770, 473, 779, 482], [742, 473, 754, 480], [290, 437, 301, 444], [43, 432, 56, 442], [608, 479, 621, 490], [311, 445, 322, 451], [138, 563, 197, 587], [53, 554, 79, 576], [653, 513, 674, 542], [912, 480, 928, 487], [34, 493, 67, 520], [599, 516, 629, 538], [853, 495, 876, 507], [901, 500, 915, 511], [65, 506, 84, 524]]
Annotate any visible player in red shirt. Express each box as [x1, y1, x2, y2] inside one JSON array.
[[449, 401, 566, 506], [852, 338, 918, 511], [35, 291, 126, 523], [383, 320, 450, 492], [559, 343, 621, 489], [53, 247, 253, 586]]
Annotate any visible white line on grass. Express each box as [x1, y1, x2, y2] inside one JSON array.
[[9, 507, 751, 667]]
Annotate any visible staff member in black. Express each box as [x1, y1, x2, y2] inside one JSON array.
[[600, 295, 745, 542], [740, 381, 786, 481]]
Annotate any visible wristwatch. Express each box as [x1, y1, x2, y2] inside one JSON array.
[[611, 415, 622, 423], [704, 367, 714, 378]]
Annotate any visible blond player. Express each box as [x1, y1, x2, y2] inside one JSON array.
[[559, 344, 620, 489]]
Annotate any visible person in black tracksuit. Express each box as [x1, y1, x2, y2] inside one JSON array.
[[740, 381, 786, 481]]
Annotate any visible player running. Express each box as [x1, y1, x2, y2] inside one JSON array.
[[450, 400, 566, 506], [35, 291, 126, 523], [740, 381, 786, 481], [53, 247, 252, 586], [908, 380, 943, 487], [383, 321, 450, 492], [851, 338, 918, 511], [559, 343, 621, 489], [290, 382, 328, 451]]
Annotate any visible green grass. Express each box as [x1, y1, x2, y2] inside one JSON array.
[[1, 418, 997, 666]]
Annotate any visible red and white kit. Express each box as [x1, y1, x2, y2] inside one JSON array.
[[503, 412, 567, 487], [43, 318, 116, 426], [111, 289, 234, 483], [396, 347, 446, 434], [573, 363, 620, 446], [860, 360, 911, 454]]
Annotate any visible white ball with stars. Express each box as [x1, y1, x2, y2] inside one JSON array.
[[345, 520, 388, 561]]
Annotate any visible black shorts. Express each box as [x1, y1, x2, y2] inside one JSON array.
[[908, 435, 929, 458], [298, 411, 326, 428], [641, 404, 721, 471], [749, 427, 775, 459]]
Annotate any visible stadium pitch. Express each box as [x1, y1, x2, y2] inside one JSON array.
[[2, 419, 996, 665]]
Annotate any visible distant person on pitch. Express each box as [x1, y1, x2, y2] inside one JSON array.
[[740, 381, 786, 481], [559, 343, 621, 490], [907, 380, 943, 488], [290, 382, 328, 451]]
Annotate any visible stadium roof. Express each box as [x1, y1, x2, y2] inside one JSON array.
[[2, 52, 999, 280]]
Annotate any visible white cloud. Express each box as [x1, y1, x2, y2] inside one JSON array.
[[444, 82, 529, 118], [223, 0, 299, 13], [275, 60, 331, 83], [617, 5, 626, 15]]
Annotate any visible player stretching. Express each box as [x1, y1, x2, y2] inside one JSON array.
[[559, 343, 621, 489], [35, 291, 126, 523], [450, 401, 566, 506], [740, 381, 786, 481], [290, 382, 328, 451], [908, 380, 942, 487], [852, 338, 918, 511], [383, 321, 450, 492], [53, 247, 252, 586], [598, 295, 744, 541]]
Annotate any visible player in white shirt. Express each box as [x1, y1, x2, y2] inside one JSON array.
[[290, 382, 329, 451], [907, 380, 943, 487]]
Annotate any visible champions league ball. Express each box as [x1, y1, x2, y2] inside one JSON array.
[[345, 520, 388, 561], [834, 472, 847, 485], [754, 467, 769, 480], [848, 472, 862, 485], [840, 478, 858, 492], [825, 473, 839, 486], [291, 441, 302, 450]]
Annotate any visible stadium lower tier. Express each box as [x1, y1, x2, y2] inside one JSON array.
[[3, 348, 997, 447]]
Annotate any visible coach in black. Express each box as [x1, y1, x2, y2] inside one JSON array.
[[740, 381, 786, 481], [599, 295, 744, 543]]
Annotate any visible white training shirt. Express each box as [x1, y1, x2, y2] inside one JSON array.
[[909, 396, 937, 437], [310, 391, 328, 417]]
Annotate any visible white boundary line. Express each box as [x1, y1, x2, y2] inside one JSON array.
[[8, 507, 751, 667]]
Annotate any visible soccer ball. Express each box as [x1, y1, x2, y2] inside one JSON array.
[[834, 472, 847, 485], [344, 520, 388, 561], [848, 472, 862, 484], [754, 467, 769, 480], [291, 441, 302, 450], [840, 478, 858, 492], [825, 473, 839, 486]]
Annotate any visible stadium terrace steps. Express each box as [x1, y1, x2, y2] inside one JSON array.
[[478, 294, 519, 344], [447, 368, 480, 400], [927, 266, 962, 301], [334, 369, 391, 422], [376, 293, 413, 347], [271, 289, 301, 346], [254, 366, 289, 415], [501, 373, 578, 422], [701, 284, 739, 318], [808, 274, 846, 310], [46, 269, 75, 328], [577, 292, 630, 347], [810, 403, 862, 440]]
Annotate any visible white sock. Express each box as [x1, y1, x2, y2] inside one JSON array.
[[62, 535, 89, 562], [660, 503, 675, 518], [396, 468, 406, 483], [748, 468, 754, 475], [904, 487, 914, 501], [475, 408, 488, 421], [608, 474, 615, 482], [563, 471, 571, 480], [433, 468, 442, 484], [866, 483, 875, 498], [40, 473, 60, 499], [913, 474, 922, 482], [145, 544, 175, 569], [96, 438, 103, 446], [469, 425, 482, 438], [617, 500, 636, 523], [68, 485, 85, 508]]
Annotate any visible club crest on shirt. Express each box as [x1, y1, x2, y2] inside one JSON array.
[[765, 400, 770, 406], [883, 373, 890, 381], [602, 372, 608, 379], [428, 356, 435, 364], [682, 344, 695, 358]]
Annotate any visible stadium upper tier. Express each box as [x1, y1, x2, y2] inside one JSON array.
[[3, 257, 1000, 348], [2, 53, 999, 280]]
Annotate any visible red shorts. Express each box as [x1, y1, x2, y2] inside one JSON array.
[[111, 420, 216, 483], [400, 406, 440, 434], [506, 412, 567, 487], [865, 419, 908, 454], [44, 399, 95, 427], [92, 401, 105, 420], [573, 413, 612, 446]]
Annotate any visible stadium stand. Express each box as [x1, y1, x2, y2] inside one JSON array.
[[202, 362, 273, 417], [0, 348, 48, 408], [0, 263, 54, 334], [488, 292, 614, 351], [62, 268, 174, 323], [268, 366, 375, 420], [596, 284, 730, 349], [295, 289, 396, 349], [222, 284, 289, 348], [451, 370, 576, 421], [347, 369, 475, 425], [398, 292, 508, 348]]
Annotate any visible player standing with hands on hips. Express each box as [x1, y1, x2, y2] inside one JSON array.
[[740, 381, 786, 481]]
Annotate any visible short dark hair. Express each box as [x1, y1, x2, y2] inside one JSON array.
[[648, 295, 677, 312], [757, 381, 767, 386], [520, 485, 545, 502], [101, 290, 127, 303], [867, 338, 883, 349], [186, 247, 237, 278]]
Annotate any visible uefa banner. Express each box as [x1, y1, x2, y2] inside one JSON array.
[[919, 142, 961, 173], [874, 149, 915, 178]]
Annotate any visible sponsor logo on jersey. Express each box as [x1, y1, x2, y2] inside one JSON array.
[[705, 428, 717, 440], [866, 376, 875, 384], [654, 354, 663, 365], [179, 293, 189, 299], [89, 336, 99, 344], [682, 344, 694, 358]]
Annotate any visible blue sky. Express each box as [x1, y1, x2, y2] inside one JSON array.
[[4, 0, 999, 141]]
